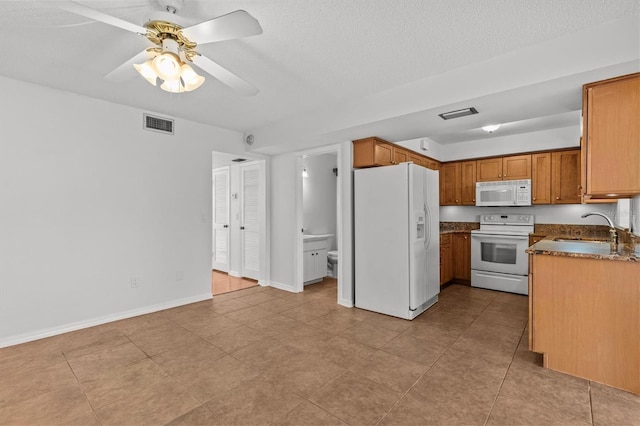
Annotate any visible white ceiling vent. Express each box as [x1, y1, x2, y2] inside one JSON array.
[[143, 113, 174, 134]]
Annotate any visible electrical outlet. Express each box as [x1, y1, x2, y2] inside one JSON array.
[[176, 271, 183, 281], [130, 276, 140, 288]]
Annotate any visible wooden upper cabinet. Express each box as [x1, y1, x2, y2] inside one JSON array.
[[477, 158, 503, 181], [422, 157, 440, 171], [477, 155, 532, 182], [440, 162, 461, 205], [392, 147, 408, 164], [552, 150, 581, 204], [460, 160, 477, 205], [532, 153, 551, 204], [408, 152, 423, 166], [353, 137, 440, 169], [583, 73, 640, 198], [503, 155, 532, 180], [353, 137, 393, 167]]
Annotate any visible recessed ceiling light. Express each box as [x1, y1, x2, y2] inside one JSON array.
[[482, 124, 501, 133], [438, 107, 478, 120]]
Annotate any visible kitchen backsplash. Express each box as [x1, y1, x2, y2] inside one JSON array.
[[440, 204, 615, 225]]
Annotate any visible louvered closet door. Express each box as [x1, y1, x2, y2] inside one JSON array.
[[212, 167, 230, 272], [241, 163, 260, 280]]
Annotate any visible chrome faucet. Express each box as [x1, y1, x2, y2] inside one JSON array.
[[581, 212, 617, 246]]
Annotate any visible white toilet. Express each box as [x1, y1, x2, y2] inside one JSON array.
[[327, 250, 338, 277]]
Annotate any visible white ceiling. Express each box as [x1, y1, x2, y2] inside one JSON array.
[[0, 0, 638, 155]]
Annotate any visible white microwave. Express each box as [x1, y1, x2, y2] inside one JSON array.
[[476, 179, 532, 206]]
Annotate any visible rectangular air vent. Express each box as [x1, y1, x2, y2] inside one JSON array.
[[231, 158, 248, 162], [438, 107, 478, 120], [143, 113, 174, 134]]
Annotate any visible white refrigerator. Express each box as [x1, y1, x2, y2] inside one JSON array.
[[354, 163, 440, 319]]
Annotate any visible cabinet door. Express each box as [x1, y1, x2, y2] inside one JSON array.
[[374, 143, 394, 166], [423, 157, 440, 171], [460, 161, 477, 205], [477, 158, 503, 181], [392, 147, 408, 164], [452, 233, 471, 281], [440, 235, 453, 285], [584, 73, 640, 197], [503, 154, 531, 180], [532, 153, 551, 204], [409, 153, 423, 166], [552, 150, 581, 204], [439, 163, 461, 205], [303, 251, 316, 282], [314, 249, 328, 280]]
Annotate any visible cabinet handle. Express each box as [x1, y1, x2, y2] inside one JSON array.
[[472, 199, 475, 202], [240, 226, 245, 230], [556, 197, 560, 200], [533, 197, 536, 201], [223, 224, 228, 228]]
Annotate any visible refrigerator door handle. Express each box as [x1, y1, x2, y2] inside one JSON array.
[[424, 203, 431, 249]]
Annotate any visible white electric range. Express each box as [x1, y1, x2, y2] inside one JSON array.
[[470, 214, 534, 295]]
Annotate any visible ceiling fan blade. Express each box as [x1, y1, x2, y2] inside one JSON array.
[[181, 10, 263, 45], [191, 54, 258, 96], [57, 1, 148, 35], [105, 50, 154, 82]]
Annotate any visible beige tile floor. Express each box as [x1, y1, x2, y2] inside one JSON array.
[[1, 281, 638, 425]]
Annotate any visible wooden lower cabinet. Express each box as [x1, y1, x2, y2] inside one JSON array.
[[452, 232, 471, 281], [529, 254, 640, 394], [440, 232, 470, 285], [440, 234, 453, 286]]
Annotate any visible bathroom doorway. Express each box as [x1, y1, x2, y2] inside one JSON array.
[[295, 143, 349, 304], [301, 152, 339, 299]]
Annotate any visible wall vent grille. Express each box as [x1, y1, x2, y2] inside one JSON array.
[[143, 113, 174, 134]]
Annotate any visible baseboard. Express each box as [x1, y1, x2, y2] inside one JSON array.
[[268, 280, 298, 293], [258, 280, 268, 286], [228, 270, 241, 278], [0, 293, 212, 349], [339, 297, 354, 308]]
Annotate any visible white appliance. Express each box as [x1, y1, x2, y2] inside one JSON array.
[[471, 214, 534, 295], [476, 179, 532, 206], [354, 163, 440, 319]]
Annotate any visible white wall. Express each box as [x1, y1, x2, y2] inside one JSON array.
[[0, 77, 244, 347], [303, 153, 338, 251], [269, 152, 298, 290], [440, 203, 615, 225]]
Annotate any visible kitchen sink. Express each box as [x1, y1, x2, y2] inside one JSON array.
[[552, 237, 609, 244]]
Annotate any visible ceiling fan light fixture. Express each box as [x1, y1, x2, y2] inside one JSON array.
[[180, 63, 205, 92], [160, 78, 185, 93], [152, 52, 182, 81], [134, 59, 158, 86]]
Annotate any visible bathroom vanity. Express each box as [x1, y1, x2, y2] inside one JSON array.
[[303, 234, 332, 284]]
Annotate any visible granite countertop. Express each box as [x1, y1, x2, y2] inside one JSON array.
[[526, 237, 639, 262]]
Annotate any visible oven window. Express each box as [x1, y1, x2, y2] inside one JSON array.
[[480, 242, 517, 264]]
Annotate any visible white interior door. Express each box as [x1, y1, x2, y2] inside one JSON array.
[[212, 167, 230, 272], [241, 163, 260, 280]]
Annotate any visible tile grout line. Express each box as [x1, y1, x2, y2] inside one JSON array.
[[588, 380, 595, 425], [481, 324, 526, 426]]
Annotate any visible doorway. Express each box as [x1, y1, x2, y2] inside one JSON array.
[[211, 152, 268, 295], [295, 144, 353, 306]]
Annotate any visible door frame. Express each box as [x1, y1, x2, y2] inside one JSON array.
[[294, 142, 353, 307], [211, 152, 270, 288]]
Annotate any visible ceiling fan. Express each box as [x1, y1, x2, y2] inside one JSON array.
[[58, 0, 262, 95]]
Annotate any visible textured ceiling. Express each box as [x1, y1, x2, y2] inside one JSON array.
[[0, 0, 638, 153]]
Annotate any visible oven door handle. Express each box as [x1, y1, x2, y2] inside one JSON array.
[[471, 234, 529, 241]]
